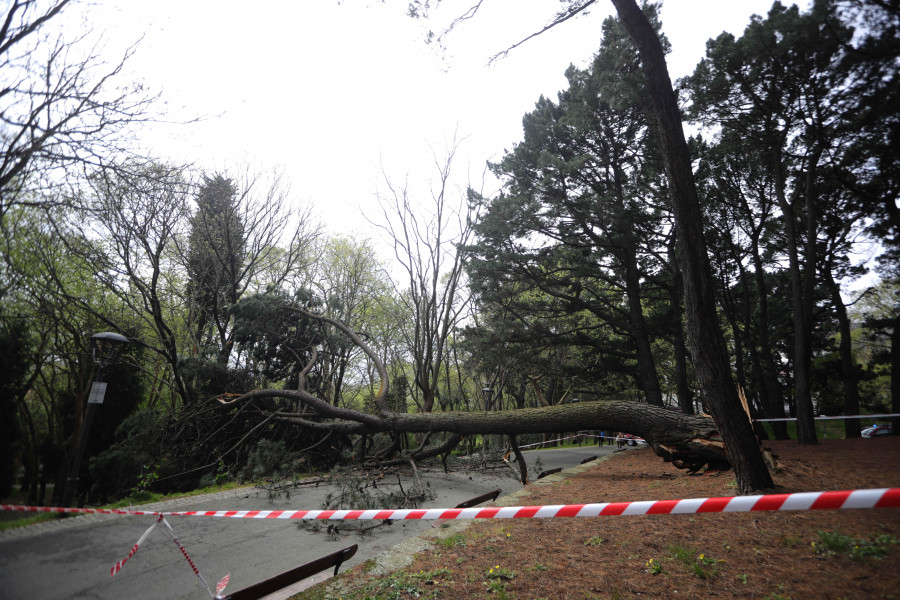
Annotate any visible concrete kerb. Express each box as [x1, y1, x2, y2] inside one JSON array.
[[325, 451, 621, 593]]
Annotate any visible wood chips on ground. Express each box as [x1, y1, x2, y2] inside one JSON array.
[[301, 437, 900, 600]]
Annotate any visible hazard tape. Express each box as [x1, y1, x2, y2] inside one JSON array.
[[109, 513, 229, 597], [111, 514, 162, 576], [6, 488, 898, 521]]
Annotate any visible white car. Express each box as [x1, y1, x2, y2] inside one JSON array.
[[861, 424, 892, 438]]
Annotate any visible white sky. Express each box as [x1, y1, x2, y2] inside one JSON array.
[[85, 0, 804, 243]]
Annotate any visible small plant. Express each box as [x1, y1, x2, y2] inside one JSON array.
[[530, 562, 549, 571], [737, 573, 749, 584], [779, 534, 803, 548], [585, 535, 605, 546], [666, 545, 722, 579], [645, 558, 665, 575], [690, 553, 723, 579], [213, 461, 230, 486], [484, 564, 516, 593]]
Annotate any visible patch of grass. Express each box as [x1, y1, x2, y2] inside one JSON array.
[[436, 533, 468, 548], [812, 530, 899, 562], [584, 535, 605, 546], [104, 480, 250, 509], [779, 534, 804, 548], [0, 511, 61, 531], [333, 567, 454, 599]]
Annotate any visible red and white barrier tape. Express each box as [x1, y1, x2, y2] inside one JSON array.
[[109, 513, 228, 597], [111, 514, 163, 576], [6, 488, 897, 522]]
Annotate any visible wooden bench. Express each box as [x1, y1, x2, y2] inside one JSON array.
[[454, 489, 501, 508], [220, 544, 358, 600]]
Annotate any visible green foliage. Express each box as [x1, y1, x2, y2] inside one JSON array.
[[89, 409, 165, 502], [229, 288, 322, 389], [463, 6, 675, 406], [241, 439, 301, 481]]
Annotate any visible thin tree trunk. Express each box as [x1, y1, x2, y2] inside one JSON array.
[[824, 270, 861, 438], [750, 237, 789, 439], [668, 237, 694, 414]]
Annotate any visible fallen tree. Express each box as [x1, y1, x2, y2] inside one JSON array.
[[222, 307, 736, 481]]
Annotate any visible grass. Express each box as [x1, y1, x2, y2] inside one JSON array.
[[0, 512, 61, 532], [811, 530, 899, 562], [103, 480, 250, 509]]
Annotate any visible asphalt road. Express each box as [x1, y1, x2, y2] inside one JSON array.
[[0, 443, 621, 600]]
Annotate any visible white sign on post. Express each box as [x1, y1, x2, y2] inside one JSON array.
[[87, 382, 108, 404]]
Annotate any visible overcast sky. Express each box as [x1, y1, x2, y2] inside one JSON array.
[[87, 0, 806, 240]]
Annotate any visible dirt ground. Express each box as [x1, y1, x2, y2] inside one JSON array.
[[303, 437, 900, 600]]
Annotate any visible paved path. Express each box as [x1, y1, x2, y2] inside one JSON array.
[[0, 445, 621, 600]]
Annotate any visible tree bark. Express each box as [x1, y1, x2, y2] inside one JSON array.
[[608, 0, 773, 492], [823, 270, 862, 438], [242, 387, 729, 470], [668, 237, 694, 414]]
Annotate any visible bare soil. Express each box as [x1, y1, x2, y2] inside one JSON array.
[[308, 437, 900, 600]]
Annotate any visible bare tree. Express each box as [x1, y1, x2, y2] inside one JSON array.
[[0, 0, 157, 221], [370, 137, 476, 413]]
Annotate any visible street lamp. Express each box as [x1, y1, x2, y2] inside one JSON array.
[[481, 386, 493, 412], [61, 332, 130, 507]]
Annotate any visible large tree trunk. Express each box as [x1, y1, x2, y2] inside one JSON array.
[[241, 388, 729, 470], [608, 0, 773, 492], [749, 236, 789, 439], [824, 270, 862, 438], [623, 241, 664, 407]]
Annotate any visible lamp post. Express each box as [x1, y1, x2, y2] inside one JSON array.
[[61, 332, 130, 507], [481, 386, 493, 412]]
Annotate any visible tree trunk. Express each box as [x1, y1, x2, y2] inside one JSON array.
[[891, 313, 900, 436], [750, 237, 789, 439], [769, 138, 817, 444], [824, 270, 862, 438], [609, 0, 773, 492], [623, 241, 664, 407], [798, 146, 824, 443], [668, 237, 694, 414], [255, 386, 730, 470]]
